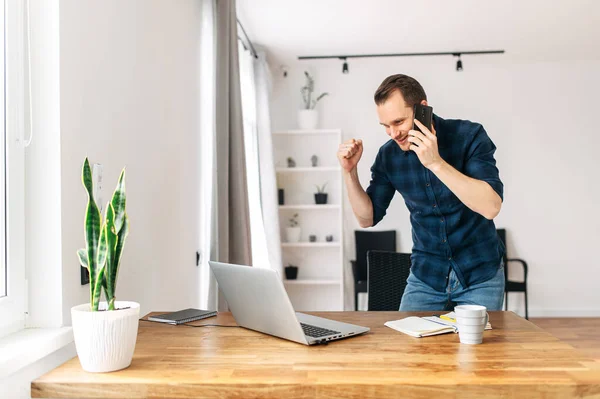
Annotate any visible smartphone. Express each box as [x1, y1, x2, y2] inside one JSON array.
[[413, 104, 433, 133]]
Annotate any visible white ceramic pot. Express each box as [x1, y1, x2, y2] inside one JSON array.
[[286, 227, 302, 243], [297, 109, 318, 130], [71, 301, 140, 373]]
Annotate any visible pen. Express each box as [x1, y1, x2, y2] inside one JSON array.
[[440, 315, 456, 322]]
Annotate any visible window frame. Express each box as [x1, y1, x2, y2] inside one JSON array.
[[0, 0, 27, 338]]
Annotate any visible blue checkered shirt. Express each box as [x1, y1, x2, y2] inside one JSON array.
[[366, 114, 505, 292]]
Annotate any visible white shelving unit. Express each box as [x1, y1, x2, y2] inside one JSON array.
[[279, 204, 340, 210], [281, 242, 340, 248], [276, 166, 341, 173], [274, 129, 344, 311], [283, 280, 342, 286], [273, 129, 341, 136]]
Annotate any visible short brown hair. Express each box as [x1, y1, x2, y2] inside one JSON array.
[[374, 74, 427, 107]]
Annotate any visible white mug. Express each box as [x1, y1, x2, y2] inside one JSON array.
[[454, 305, 489, 345]]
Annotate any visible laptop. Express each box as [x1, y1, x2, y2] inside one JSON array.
[[208, 261, 370, 345]]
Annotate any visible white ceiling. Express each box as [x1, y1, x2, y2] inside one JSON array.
[[237, 0, 600, 64]]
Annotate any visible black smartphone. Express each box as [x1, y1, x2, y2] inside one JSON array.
[[413, 104, 433, 133]]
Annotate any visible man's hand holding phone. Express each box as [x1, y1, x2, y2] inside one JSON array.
[[338, 138, 363, 173], [409, 119, 443, 171]]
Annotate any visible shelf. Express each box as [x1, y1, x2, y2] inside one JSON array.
[[279, 204, 340, 210], [275, 127, 344, 310], [283, 279, 342, 285], [273, 129, 341, 135], [276, 167, 341, 173], [281, 242, 340, 248]]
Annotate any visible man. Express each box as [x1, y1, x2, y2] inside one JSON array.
[[338, 74, 505, 311]]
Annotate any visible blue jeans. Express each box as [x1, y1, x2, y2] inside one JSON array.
[[399, 264, 505, 311]]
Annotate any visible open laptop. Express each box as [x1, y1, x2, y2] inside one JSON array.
[[208, 261, 370, 345]]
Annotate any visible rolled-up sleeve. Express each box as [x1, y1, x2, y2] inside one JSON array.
[[365, 150, 396, 226], [464, 126, 504, 201]]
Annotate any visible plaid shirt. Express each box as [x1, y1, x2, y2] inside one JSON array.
[[366, 114, 505, 292]]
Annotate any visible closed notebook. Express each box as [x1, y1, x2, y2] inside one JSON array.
[[384, 316, 457, 337], [148, 308, 217, 325]]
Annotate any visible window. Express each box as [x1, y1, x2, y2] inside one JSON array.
[[0, 0, 5, 299], [198, 0, 216, 310], [0, 0, 27, 338], [238, 43, 270, 269]]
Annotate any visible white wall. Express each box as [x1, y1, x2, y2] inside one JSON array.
[[59, 0, 204, 324], [270, 55, 600, 316], [9, 1, 204, 398]]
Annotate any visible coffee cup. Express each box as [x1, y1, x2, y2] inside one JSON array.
[[454, 305, 489, 345]]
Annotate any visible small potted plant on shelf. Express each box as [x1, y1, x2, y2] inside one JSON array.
[[314, 182, 328, 204], [72, 158, 139, 373], [285, 264, 299, 280], [285, 213, 301, 243], [298, 71, 328, 130], [310, 154, 318, 167]]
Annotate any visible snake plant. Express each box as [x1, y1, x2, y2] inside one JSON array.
[[77, 158, 130, 311]]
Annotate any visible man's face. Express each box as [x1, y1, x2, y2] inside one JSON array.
[[376, 90, 426, 152]]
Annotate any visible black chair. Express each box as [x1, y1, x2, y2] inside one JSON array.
[[351, 230, 396, 310], [497, 228, 529, 319], [367, 250, 412, 311]]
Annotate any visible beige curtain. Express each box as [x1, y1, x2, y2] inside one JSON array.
[[199, 0, 251, 311], [214, 0, 252, 267]]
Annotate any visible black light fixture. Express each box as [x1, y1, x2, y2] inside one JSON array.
[[341, 57, 349, 74], [299, 50, 504, 73], [455, 53, 463, 71]]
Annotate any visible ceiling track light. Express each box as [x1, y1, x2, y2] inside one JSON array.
[[340, 57, 349, 74], [299, 50, 504, 73], [454, 53, 463, 71]]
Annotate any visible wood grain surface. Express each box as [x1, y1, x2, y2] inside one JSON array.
[[32, 311, 600, 398]]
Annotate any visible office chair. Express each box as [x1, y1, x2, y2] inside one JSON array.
[[367, 250, 412, 311], [351, 230, 396, 310], [497, 228, 529, 319]]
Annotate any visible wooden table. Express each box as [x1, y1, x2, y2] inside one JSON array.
[[32, 312, 600, 398]]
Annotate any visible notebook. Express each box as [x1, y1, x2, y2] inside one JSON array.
[[385, 316, 457, 337], [148, 308, 217, 325], [423, 311, 492, 331], [385, 312, 492, 338]]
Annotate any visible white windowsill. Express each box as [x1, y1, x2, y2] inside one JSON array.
[[0, 327, 74, 379]]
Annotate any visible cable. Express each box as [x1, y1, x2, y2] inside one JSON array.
[[139, 319, 240, 328], [181, 323, 240, 328]]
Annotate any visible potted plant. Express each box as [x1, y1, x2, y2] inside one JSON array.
[[314, 182, 328, 204], [72, 158, 139, 373], [298, 71, 328, 130], [285, 213, 301, 243], [284, 264, 299, 280], [310, 154, 318, 167]]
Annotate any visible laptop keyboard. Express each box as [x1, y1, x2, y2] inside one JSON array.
[[300, 323, 341, 338]]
